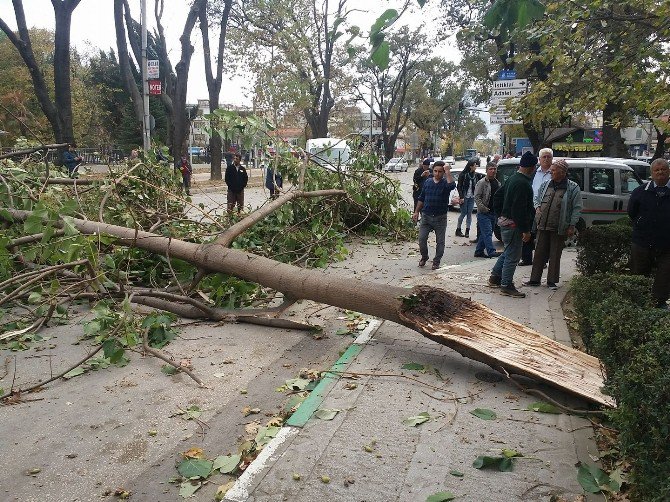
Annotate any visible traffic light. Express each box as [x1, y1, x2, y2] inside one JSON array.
[[457, 101, 464, 115]]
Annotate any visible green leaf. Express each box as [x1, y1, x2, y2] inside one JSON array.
[[426, 492, 456, 502], [255, 426, 280, 447], [314, 408, 340, 420], [449, 470, 464, 477], [27, 292, 43, 304], [62, 366, 86, 379], [177, 458, 213, 479], [212, 454, 241, 474], [415, 0, 426, 6], [527, 401, 561, 414], [501, 448, 523, 458], [577, 464, 620, 494], [370, 9, 398, 37], [403, 411, 431, 427], [62, 216, 79, 236], [335, 328, 350, 335], [161, 364, 179, 375], [469, 408, 497, 420], [185, 405, 202, 420], [178, 480, 202, 498], [285, 377, 311, 391], [370, 41, 390, 70], [473, 455, 514, 472], [401, 363, 425, 371]]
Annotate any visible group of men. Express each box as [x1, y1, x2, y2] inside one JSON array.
[[411, 149, 669, 308]]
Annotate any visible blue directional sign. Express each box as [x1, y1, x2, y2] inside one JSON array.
[[498, 70, 517, 80]]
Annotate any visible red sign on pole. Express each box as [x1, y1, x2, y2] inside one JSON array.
[[149, 80, 162, 95]]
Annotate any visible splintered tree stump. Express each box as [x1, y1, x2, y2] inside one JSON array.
[[398, 286, 614, 408]]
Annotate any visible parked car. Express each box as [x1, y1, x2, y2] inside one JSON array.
[[591, 157, 651, 181], [444, 155, 455, 166], [493, 157, 644, 242], [384, 157, 409, 172]]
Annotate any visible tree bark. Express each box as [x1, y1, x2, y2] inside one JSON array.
[[52, 0, 80, 145], [113, 0, 144, 123], [602, 101, 629, 157]]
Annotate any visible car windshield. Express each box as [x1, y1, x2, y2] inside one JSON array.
[[388, 159, 400, 163]]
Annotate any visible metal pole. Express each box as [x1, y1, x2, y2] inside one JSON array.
[[141, 0, 150, 154], [369, 83, 373, 145], [189, 123, 193, 166]]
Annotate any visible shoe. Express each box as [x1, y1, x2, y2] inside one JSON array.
[[432, 261, 440, 270], [500, 285, 526, 298], [487, 275, 501, 288], [465, 229, 470, 238], [547, 282, 558, 289], [488, 251, 502, 258], [524, 280, 541, 287], [455, 229, 464, 237], [518, 261, 532, 267], [418, 258, 428, 267], [469, 238, 478, 243], [474, 252, 486, 258]]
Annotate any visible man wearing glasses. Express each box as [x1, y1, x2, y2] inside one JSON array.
[[412, 161, 456, 270]]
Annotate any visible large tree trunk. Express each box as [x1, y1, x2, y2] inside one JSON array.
[[113, 0, 144, 123], [602, 101, 629, 157], [3, 205, 614, 408]]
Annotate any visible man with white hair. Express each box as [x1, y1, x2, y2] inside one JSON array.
[[520, 147, 553, 266]]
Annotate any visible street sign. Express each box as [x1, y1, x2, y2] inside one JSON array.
[[491, 87, 527, 99], [492, 79, 527, 90], [147, 59, 159, 79], [149, 79, 162, 95], [490, 115, 522, 125], [498, 69, 517, 80]]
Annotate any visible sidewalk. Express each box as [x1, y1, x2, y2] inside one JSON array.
[[224, 248, 599, 502]]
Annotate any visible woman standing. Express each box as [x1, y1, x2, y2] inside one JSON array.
[[455, 158, 480, 237]]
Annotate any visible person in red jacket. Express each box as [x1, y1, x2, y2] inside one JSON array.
[[179, 156, 192, 196]]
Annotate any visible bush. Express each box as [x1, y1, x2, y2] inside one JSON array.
[[570, 273, 670, 501], [576, 220, 632, 276]]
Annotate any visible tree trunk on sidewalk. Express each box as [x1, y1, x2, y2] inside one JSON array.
[[3, 203, 614, 409]]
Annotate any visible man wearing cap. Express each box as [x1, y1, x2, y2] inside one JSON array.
[[412, 158, 432, 210], [488, 151, 537, 297], [628, 158, 670, 309], [524, 159, 581, 288], [412, 161, 455, 270], [519, 147, 553, 266]]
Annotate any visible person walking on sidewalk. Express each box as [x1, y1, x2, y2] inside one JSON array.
[[488, 151, 537, 297], [412, 159, 432, 210], [627, 158, 670, 309], [179, 155, 192, 196], [519, 148, 552, 266], [412, 161, 456, 270], [473, 162, 501, 258], [225, 153, 249, 214], [455, 157, 480, 237], [524, 159, 581, 289]]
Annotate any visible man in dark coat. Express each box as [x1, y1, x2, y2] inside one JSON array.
[[412, 158, 431, 210], [225, 153, 249, 213]]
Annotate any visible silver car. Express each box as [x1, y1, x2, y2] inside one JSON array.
[[384, 157, 409, 172]]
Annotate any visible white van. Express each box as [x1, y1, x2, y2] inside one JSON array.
[[306, 138, 351, 172]]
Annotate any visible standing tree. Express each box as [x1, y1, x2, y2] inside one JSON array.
[[0, 0, 82, 145]]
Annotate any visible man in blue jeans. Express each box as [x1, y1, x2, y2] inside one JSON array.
[[488, 151, 537, 297], [473, 162, 501, 258], [412, 161, 456, 270]]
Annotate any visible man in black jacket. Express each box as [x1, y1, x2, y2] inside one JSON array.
[[412, 158, 431, 210], [225, 154, 249, 214], [628, 158, 670, 309]]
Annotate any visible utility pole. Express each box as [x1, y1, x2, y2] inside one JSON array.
[[141, 0, 151, 154], [369, 83, 373, 146]]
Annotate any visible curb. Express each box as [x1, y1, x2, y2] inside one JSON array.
[[223, 319, 383, 502]]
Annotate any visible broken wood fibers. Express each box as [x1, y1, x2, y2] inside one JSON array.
[[399, 286, 615, 408]]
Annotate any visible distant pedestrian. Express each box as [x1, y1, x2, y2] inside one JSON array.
[[225, 153, 249, 213], [265, 164, 283, 199], [488, 151, 537, 298], [455, 158, 480, 238], [63, 143, 83, 178], [628, 158, 670, 309], [473, 162, 501, 258], [179, 155, 192, 195], [412, 161, 456, 270], [492, 154, 501, 165], [524, 160, 581, 288], [412, 158, 432, 210]]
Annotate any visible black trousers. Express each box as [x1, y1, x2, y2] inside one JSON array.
[[631, 243, 670, 306]]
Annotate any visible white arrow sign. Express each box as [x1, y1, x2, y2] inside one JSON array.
[[493, 78, 527, 90], [491, 87, 527, 99], [490, 115, 522, 125]]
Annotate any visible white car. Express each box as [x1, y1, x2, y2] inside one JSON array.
[[444, 155, 455, 166], [384, 157, 409, 172]]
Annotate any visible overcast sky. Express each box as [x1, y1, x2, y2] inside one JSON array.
[[0, 0, 458, 105]]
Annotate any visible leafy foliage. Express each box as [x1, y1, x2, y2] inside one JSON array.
[[575, 220, 632, 276]]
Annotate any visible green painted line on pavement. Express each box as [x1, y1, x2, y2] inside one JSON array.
[[286, 343, 363, 428]]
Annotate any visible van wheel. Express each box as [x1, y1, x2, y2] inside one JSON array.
[[565, 218, 586, 247]]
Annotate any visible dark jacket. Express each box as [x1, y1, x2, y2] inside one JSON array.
[[457, 169, 477, 198], [412, 166, 429, 197], [493, 171, 535, 232], [628, 181, 670, 250], [225, 163, 249, 193]]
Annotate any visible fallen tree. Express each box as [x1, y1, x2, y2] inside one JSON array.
[[0, 154, 611, 407]]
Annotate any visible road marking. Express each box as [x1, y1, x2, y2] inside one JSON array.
[[354, 319, 382, 344], [224, 426, 300, 502]]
